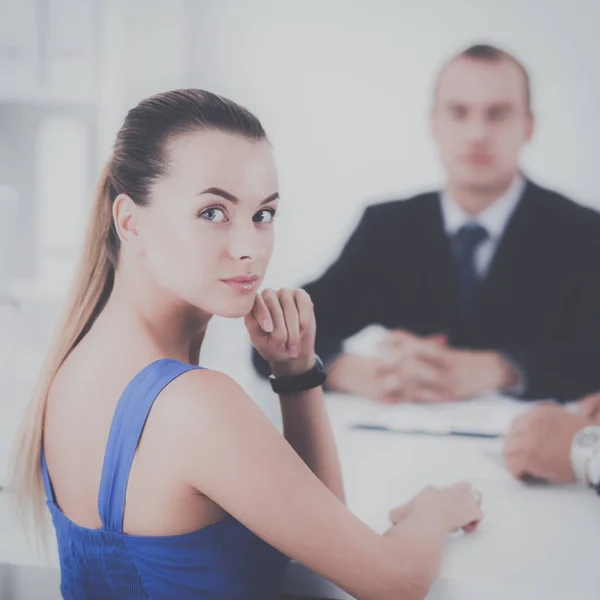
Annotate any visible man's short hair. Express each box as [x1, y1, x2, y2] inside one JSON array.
[[435, 44, 532, 114]]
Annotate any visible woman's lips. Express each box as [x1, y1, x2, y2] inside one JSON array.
[[220, 275, 260, 293]]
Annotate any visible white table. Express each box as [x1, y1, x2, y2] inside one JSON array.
[[1, 389, 599, 600], [280, 393, 600, 600]]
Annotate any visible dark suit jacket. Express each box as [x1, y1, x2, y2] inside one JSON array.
[[253, 179, 600, 400]]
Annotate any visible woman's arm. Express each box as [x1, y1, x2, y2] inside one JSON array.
[[167, 369, 481, 600], [277, 385, 345, 502], [249, 288, 344, 500]]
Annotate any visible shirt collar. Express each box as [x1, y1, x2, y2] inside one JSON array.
[[440, 174, 526, 240]]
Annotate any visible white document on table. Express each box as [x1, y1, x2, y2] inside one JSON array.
[[354, 393, 542, 437]]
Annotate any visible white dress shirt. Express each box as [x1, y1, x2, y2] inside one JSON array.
[[440, 175, 526, 278]]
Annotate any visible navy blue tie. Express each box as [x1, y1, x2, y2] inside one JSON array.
[[451, 223, 489, 316]]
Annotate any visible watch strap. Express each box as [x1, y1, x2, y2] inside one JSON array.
[[269, 355, 327, 395]]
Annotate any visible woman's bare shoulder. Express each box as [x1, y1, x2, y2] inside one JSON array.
[[152, 367, 255, 428]]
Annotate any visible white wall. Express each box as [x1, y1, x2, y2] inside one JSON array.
[[97, 0, 195, 157], [191, 0, 600, 289], [85, 0, 600, 396], [2, 0, 599, 433]]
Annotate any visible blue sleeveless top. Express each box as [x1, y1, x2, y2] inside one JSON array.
[[41, 358, 290, 599]]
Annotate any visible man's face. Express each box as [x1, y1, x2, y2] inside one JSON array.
[[431, 56, 534, 193]]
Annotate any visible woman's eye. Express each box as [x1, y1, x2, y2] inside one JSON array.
[[200, 207, 227, 223], [253, 209, 277, 223]]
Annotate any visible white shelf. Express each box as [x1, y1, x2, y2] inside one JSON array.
[[0, 0, 102, 107]]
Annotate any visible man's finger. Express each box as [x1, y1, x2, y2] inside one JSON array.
[[381, 372, 403, 395], [426, 333, 448, 346], [384, 340, 451, 372], [505, 452, 527, 479], [414, 342, 452, 370], [579, 393, 600, 420], [411, 385, 453, 403], [399, 357, 454, 399], [380, 330, 419, 351], [412, 359, 453, 390], [503, 431, 527, 457], [509, 410, 538, 434]]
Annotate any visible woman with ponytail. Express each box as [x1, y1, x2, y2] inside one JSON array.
[[12, 89, 482, 600]]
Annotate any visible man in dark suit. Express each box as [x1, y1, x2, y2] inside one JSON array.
[[254, 44, 600, 403]]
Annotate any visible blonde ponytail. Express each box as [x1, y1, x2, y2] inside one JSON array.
[[10, 164, 116, 531], [9, 88, 269, 538]]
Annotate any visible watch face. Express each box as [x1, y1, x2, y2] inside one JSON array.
[[576, 429, 600, 448]]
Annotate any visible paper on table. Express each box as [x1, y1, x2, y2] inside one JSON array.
[[354, 393, 541, 437]]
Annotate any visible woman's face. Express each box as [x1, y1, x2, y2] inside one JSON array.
[[138, 129, 279, 318]]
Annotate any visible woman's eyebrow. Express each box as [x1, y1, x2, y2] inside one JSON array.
[[197, 187, 279, 205]]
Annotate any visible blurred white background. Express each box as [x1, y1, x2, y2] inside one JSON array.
[[1, 0, 599, 478]]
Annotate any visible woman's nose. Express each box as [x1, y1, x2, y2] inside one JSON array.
[[227, 223, 263, 261]]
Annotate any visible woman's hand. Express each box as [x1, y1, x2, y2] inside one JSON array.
[[389, 482, 483, 534], [245, 288, 316, 377]]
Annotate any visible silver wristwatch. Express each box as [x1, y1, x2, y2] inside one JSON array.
[[586, 451, 600, 489], [570, 426, 600, 485]]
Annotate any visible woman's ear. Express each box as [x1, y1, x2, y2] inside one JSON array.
[[113, 194, 144, 253]]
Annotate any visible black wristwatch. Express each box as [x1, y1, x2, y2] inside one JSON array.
[[268, 355, 327, 395]]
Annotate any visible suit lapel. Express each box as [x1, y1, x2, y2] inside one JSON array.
[[420, 195, 463, 337], [472, 180, 541, 344]]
